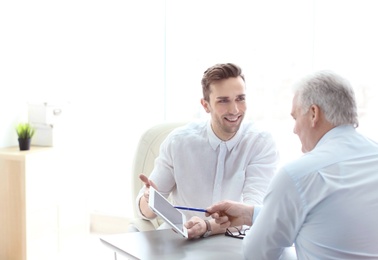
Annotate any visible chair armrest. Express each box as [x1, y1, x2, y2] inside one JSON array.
[[127, 218, 160, 232]]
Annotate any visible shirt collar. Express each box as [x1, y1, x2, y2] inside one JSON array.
[[207, 120, 243, 151], [315, 124, 355, 148]]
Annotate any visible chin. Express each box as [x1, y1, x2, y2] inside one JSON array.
[[228, 126, 241, 136]]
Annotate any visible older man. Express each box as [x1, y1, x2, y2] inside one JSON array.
[[207, 70, 378, 259]]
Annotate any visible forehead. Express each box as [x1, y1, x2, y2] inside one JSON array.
[[209, 76, 245, 97], [291, 94, 300, 115]]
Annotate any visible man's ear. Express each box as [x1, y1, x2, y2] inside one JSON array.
[[201, 98, 211, 113], [310, 104, 321, 127]]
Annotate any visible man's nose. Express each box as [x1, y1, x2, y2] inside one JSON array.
[[228, 102, 239, 114]]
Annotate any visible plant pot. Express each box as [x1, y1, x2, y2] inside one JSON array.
[[18, 138, 31, 151]]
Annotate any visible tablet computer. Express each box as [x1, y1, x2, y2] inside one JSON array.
[[148, 187, 188, 238]]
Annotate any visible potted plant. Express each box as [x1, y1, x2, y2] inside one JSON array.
[[16, 123, 36, 151]]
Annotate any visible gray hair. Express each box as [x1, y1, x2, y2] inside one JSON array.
[[293, 70, 359, 128]]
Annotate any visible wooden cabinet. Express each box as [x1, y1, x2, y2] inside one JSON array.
[[0, 146, 67, 260]]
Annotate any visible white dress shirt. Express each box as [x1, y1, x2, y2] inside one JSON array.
[[137, 119, 279, 219], [245, 125, 378, 259]]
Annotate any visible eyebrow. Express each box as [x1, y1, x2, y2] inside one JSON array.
[[216, 94, 246, 100]]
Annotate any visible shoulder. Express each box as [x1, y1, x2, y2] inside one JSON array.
[[171, 119, 206, 133], [164, 119, 207, 142], [281, 147, 333, 184], [240, 120, 276, 143]]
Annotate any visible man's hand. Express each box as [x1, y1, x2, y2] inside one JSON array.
[[184, 216, 208, 239], [205, 200, 254, 228], [138, 173, 159, 218], [139, 173, 158, 203]]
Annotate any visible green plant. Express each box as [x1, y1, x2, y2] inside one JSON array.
[[16, 123, 36, 139]]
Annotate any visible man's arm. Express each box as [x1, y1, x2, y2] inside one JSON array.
[[136, 135, 178, 220], [206, 200, 254, 227], [138, 174, 157, 219], [242, 170, 302, 260], [243, 132, 279, 205]]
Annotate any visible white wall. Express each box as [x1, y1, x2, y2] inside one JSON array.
[[163, 0, 378, 163], [1, 0, 378, 218], [0, 0, 167, 216]]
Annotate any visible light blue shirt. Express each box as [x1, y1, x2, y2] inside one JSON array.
[[246, 125, 378, 259], [137, 119, 279, 219]]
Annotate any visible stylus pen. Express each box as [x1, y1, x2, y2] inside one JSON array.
[[174, 206, 208, 213]]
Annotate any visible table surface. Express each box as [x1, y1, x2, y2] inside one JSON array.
[[100, 229, 297, 260]]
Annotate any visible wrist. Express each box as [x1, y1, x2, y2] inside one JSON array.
[[139, 194, 155, 219], [201, 220, 212, 238]]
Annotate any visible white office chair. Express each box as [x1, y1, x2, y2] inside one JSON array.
[[128, 121, 186, 232]]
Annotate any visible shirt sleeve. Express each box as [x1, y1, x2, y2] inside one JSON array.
[[243, 132, 280, 205], [148, 134, 177, 195], [243, 169, 304, 260], [252, 205, 262, 223]]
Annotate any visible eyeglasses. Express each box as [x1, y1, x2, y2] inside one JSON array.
[[225, 226, 250, 239]]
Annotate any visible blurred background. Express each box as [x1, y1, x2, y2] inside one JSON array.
[[1, 0, 377, 219]]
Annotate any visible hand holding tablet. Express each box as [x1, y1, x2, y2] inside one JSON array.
[[148, 187, 189, 238]]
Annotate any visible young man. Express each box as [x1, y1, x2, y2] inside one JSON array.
[[137, 63, 279, 239], [206, 70, 378, 259]]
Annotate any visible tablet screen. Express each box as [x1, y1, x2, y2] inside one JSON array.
[[148, 187, 188, 238]]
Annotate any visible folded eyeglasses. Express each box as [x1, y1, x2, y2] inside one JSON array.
[[225, 226, 250, 239]]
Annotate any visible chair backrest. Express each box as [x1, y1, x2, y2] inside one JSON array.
[[131, 121, 186, 217]]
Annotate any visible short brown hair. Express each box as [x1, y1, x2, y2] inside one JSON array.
[[201, 63, 245, 101]]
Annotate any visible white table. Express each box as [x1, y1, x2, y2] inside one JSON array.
[[100, 229, 297, 260]]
